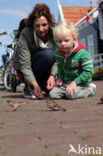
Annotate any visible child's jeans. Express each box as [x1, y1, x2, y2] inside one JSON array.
[[49, 82, 96, 99]]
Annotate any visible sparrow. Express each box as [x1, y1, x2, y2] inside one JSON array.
[[7, 99, 25, 111], [100, 96, 103, 103], [46, 99, 66, 111]]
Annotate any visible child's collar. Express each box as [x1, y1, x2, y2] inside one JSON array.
[[59, 41, 85, 58]]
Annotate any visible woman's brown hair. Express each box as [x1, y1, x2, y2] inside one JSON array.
[[26, 3, 56, 27], [16, 18, 27, 39]]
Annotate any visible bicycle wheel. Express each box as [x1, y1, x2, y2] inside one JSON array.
[[4, 62, 13, 91]]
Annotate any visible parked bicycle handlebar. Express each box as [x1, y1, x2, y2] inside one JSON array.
[[0, 31, 10, 36]]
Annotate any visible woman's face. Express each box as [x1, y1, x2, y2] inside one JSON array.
[[33, 16, 50, 38]]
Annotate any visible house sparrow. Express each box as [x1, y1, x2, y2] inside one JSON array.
[[46, 99, 66, 111], [7, 99, 25, 111], [100, 96, 103, 103]]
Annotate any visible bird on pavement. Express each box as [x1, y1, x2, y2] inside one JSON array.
[[46, 99, 66, 111], [7, 99, 25, 111], [100, 95, 103, 103]]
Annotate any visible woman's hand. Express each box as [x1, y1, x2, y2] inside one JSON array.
[[56, 79, 63, 86], [47, 75, 56, 90], [66, 81, 77, 95], [32, 81, 43, 98]]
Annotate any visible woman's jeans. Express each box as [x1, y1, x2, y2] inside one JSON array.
[[30, 48, 56, 92]]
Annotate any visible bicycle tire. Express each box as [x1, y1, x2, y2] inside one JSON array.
[[4, 62, 13, 91]]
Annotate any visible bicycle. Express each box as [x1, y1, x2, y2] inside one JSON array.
[[0, 32, 9, 89], [0, 42, 15, 91], [0, 31, 23, 92], [0, 31, 20, 91]]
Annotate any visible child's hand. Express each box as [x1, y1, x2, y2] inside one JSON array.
[[56, 79, 63, 86], [66, 81, 77, 95]]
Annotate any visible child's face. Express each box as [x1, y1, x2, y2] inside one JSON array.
[[57, 32, 75, 53]]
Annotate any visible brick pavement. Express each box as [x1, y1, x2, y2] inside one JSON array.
[[0, 80, 103, 156]]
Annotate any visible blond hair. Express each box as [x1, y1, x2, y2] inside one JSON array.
[[53, 20, 78, 40]]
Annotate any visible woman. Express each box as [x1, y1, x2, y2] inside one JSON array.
[[13, 4, 57, 99]]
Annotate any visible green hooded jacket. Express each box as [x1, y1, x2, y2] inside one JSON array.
[[54, 41, 94, 85]]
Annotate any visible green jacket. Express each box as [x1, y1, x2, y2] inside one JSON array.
[[55, 41, 94, 85]]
